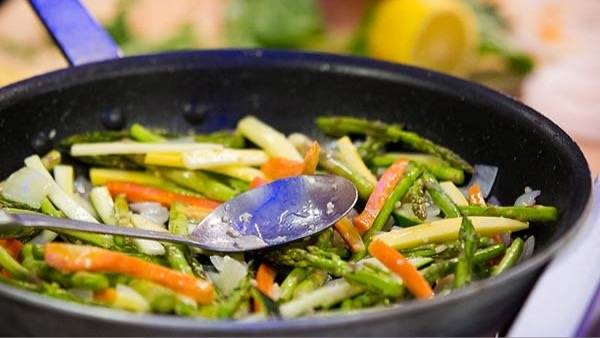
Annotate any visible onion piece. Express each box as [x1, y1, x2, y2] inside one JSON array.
[[514, 187, 541, 206], [209, 255, 247, 295], [74, 176, 93, 197], [462, 165, 499, 199], [1, 167, 51, 209], [518, 236, 536, 264], [130, 202, 169, 225]]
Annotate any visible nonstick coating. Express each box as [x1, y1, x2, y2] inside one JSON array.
[[0, 50, 591, 336]]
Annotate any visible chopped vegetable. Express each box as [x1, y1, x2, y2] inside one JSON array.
[[368, 240, 433, 299], [333, 217, 365, 254], [260, 157, 305, 180], [468, 183, 486, 205], [256, 263, 276, 298], [53, 165, 74, 196], [105, 181, 219, 209], [302, 141, 321, 175], [44, 243, 214, 304], [237, 116, 302, 161], [335, 137, 377, 184], [71, 142, 222, 156]]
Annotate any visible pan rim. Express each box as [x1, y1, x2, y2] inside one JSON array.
[[0, 48, 592, 333]]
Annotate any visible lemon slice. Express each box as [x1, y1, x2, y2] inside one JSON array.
[[367, 0, 478, 76]]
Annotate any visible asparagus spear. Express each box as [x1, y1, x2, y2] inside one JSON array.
[[70, 271, 110, 290], [159, 168, 237, 202], [217, 277, 252, 318], [293, 269, 329, 298], [357, 136, 386, 162], [459, 205, 558, 222], [272, 246, 404, 298], [76, 155, 142, 170], [129, 278, 179, 313], [316, 116, 473, 173], [0, 246, 37, 282], [372, 153, 465, 184], [491, 238, 524, 276], [358, 163, 423, 258], [341, 292, 387, 310], [165, 203, 194, 275], [194, 131, 246, 149], [422, 171, 461, 218], [279, 267, 310, 301], [129, 123, 166, 143], [453, 217, 479, 289], [406, 178, 427, 220], [60, 130, 129, 147], [318, 151, 374, 200]]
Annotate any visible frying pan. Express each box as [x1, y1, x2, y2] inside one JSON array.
[[0, 0, 591, 336]]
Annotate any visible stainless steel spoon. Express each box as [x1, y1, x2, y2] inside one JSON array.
[[0, 175, 357, 252]]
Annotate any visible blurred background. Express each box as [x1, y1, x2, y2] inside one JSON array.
[[0, 0, 597, 173]]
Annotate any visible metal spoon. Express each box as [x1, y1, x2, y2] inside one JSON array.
[[0, 175, 357, 252]]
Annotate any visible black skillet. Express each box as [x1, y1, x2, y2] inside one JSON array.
[[0, 0, 591, 336]]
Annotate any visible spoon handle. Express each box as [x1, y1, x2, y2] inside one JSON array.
[[0, 212, 202, 248]]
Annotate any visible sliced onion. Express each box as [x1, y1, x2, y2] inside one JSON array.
[[487, 195, 501, 206], [462, 165, 499, 199], [425, 203, 441, 221], [500, 233, 512, 246], [130, 202, 169, 225], [518, 236, 536, 264], [1, 167, 51, 209], [74, 176, 93, 197], [514, 187, 541, 206], [210, 255, 248, 295]]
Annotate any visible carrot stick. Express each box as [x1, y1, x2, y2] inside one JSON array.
[[250, 176, 268, 189], [468, 183, 485, 205], [45, 243, 214, 304], [261, 157, 305, 180], [333, 217, 365, 253], [94, 288, 117, 303], [106, 181, 219, 210], [368, 240, 433, 300], [256, 263, 276, 297], [354, 160, 408, 233], [302, 141, 321, 175]]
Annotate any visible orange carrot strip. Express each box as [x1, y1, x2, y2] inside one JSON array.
[[333, 217, 365, 253], [0, 239, 23, 260], [94, 288, 117, 303], [353, 160, 408, 233], [302, 141, 321, 175], [261, 157, 305, 180], [250, 176, 269, 189], [468, 183, 485, 205], [45, 243, 214, 304], [106, 181, 219, 210], [368, 240, 433, 300], [256, 263, 276, 297]]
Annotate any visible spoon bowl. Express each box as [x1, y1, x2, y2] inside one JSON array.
[[0, 175, 358, 252]]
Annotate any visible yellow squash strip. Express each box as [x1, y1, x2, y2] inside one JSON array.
[[336, 136, 378, 185], [144, 153, 185, 168], [71, 142, 222, 156], [375, 216, 528, 250], [439, 181, 469, 206], [89, 168, 165, 186], [205, 165, 266, 182]]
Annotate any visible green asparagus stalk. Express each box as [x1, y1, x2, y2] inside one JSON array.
[[164, 203, 194, 275], [316, 116, 473, 173], [76, 155, 142, 170], [194, 131, 246, 149], [272, 246, 404, 298], [40, 198, 64, 218], [340, 292, 387, 310], [217, 277, 252, 318], [459, 205, 558, 222], [453, 217, 479, 289], [318, 151, 375, 200], [357, 136, 386, 162], [371, 153, 465, 184], [129, 123, 166, 143], [358, 163, 423, 258], [129, 279, 178, 313], [60, 130, 129, 147], [491, 238, 524, 276], [70, 271, 110, 290], [473, 244, 506, 262], [0, 246, 37, 282], [279, 267, 310, 301], [422, 171, 461, 218], [293, 270, 329, 298], [159, 169, 237, 202], [406, 178, 427, 220]]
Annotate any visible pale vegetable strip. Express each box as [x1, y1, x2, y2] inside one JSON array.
[[89, 187, 116, 225], [53, 165, 74, 197], [182, 148, 268, 169], [439, 181, 469, 206], [205, 165, 266, 182], [237, 116, 303, 161], [71, 142, 222, 156], [375, 217, 529, 250], [336, 136, 377, 185]]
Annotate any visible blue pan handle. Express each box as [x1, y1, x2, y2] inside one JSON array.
[[28, 0, 121, 66]]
